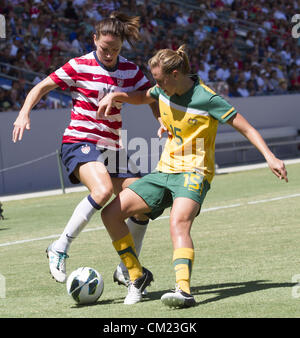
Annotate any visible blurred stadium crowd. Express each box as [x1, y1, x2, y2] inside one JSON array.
[[0, 0, 300, 112]]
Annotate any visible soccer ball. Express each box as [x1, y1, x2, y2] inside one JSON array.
[[66, 267, 104, 305]]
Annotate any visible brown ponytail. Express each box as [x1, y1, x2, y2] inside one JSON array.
[[95, 11, 140, 47], [148, 44, 191, 75]]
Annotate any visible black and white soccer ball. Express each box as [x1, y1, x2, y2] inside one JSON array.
[[66, 267, 104, 304]]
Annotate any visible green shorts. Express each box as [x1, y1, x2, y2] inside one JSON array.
[[128, 171, 211, 220]]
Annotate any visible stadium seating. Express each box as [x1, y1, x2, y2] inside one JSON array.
[[215, 126, 300, 165], [0, 0, 299, 111]]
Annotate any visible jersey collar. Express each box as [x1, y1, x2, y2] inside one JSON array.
[[93, 51, 119, 72]]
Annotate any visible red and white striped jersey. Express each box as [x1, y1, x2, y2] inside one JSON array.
[[50, 51, 151, 150]]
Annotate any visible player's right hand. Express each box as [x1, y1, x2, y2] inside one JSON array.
[[12, 114, 31, 143], [267, 156, 288, 182], [96, 94, 114, 119]]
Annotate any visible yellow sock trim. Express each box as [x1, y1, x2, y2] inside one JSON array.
[[113, 233, 142, 281], [173, 248, 194, 262], [173, 248, 194, 294]]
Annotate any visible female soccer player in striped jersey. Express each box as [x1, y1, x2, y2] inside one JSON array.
[[97, 45, 288, 307], [12, 12, 160, 285]]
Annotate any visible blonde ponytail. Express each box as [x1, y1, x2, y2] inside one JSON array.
[[148, 44, 191, 75]]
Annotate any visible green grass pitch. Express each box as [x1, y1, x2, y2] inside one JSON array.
[[0, 163, 300, 318]]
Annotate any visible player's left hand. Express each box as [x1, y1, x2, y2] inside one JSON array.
[[157, 117, 172, 139], [157, 125, 168, 138]]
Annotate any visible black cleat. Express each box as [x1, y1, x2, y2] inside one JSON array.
[[161, 286, 196, 308], [124, 267, 153, 304]]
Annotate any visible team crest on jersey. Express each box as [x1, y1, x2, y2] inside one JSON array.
[[117, 78, 124, 87], [81, 145, 91, 154]]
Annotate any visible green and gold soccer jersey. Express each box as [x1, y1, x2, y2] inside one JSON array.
[[150, 78, 237, 183]]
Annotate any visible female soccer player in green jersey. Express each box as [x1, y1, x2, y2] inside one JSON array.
[[96, 45, 288, 307]]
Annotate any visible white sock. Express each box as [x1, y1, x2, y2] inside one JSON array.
[[53, 195, 101, 253], [119, 216, 149, 273]]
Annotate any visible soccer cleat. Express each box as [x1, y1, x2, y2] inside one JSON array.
[[113, 265, 130, 287], [113, 266, 148, 296], [124, 267, 153, 305], [161, 285, 196, 308], [46, 241, 69, 283]]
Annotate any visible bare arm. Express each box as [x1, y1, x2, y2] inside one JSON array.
[[96, 88, 155, 119], [227, 113, 288, 182], [147, 100, 170, 138], [12, 76, 59, 142]]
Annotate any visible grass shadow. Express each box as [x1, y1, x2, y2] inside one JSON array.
[[144, 280, 296, 306], [192, 280, 296, 305], [70, 296, 126, 308]]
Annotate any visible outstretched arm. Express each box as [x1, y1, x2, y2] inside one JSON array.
[[96, 88, 155, 119], [12, 76, 59, 142], [227, 113, 288, 182]]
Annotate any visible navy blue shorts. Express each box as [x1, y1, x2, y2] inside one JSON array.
[[60, 142, 142, 184]]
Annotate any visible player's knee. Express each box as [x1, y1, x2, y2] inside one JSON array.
[[90, 185, 113, 206]]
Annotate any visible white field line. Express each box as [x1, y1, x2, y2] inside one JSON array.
[[0, 226, 105, 248], [0, 186, 88, 202], [247, 193, 300, 204], [0, 193, 299, 248]]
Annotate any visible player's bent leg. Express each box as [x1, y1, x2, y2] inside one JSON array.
[[101, 187, 151, 241], [77, 162, 114, 206], [101, 188, 153, 304], [47, 162, 114, 283], [161, 197, 199, 308], [112, 216, 150, 293], [112, 230, 154, 305], [111, 177, 150, 290]]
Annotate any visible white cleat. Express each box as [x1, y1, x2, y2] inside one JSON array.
[[124, 283, 142, 305], [46, 241, 69, 283], [113, 265, 130, 287]]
